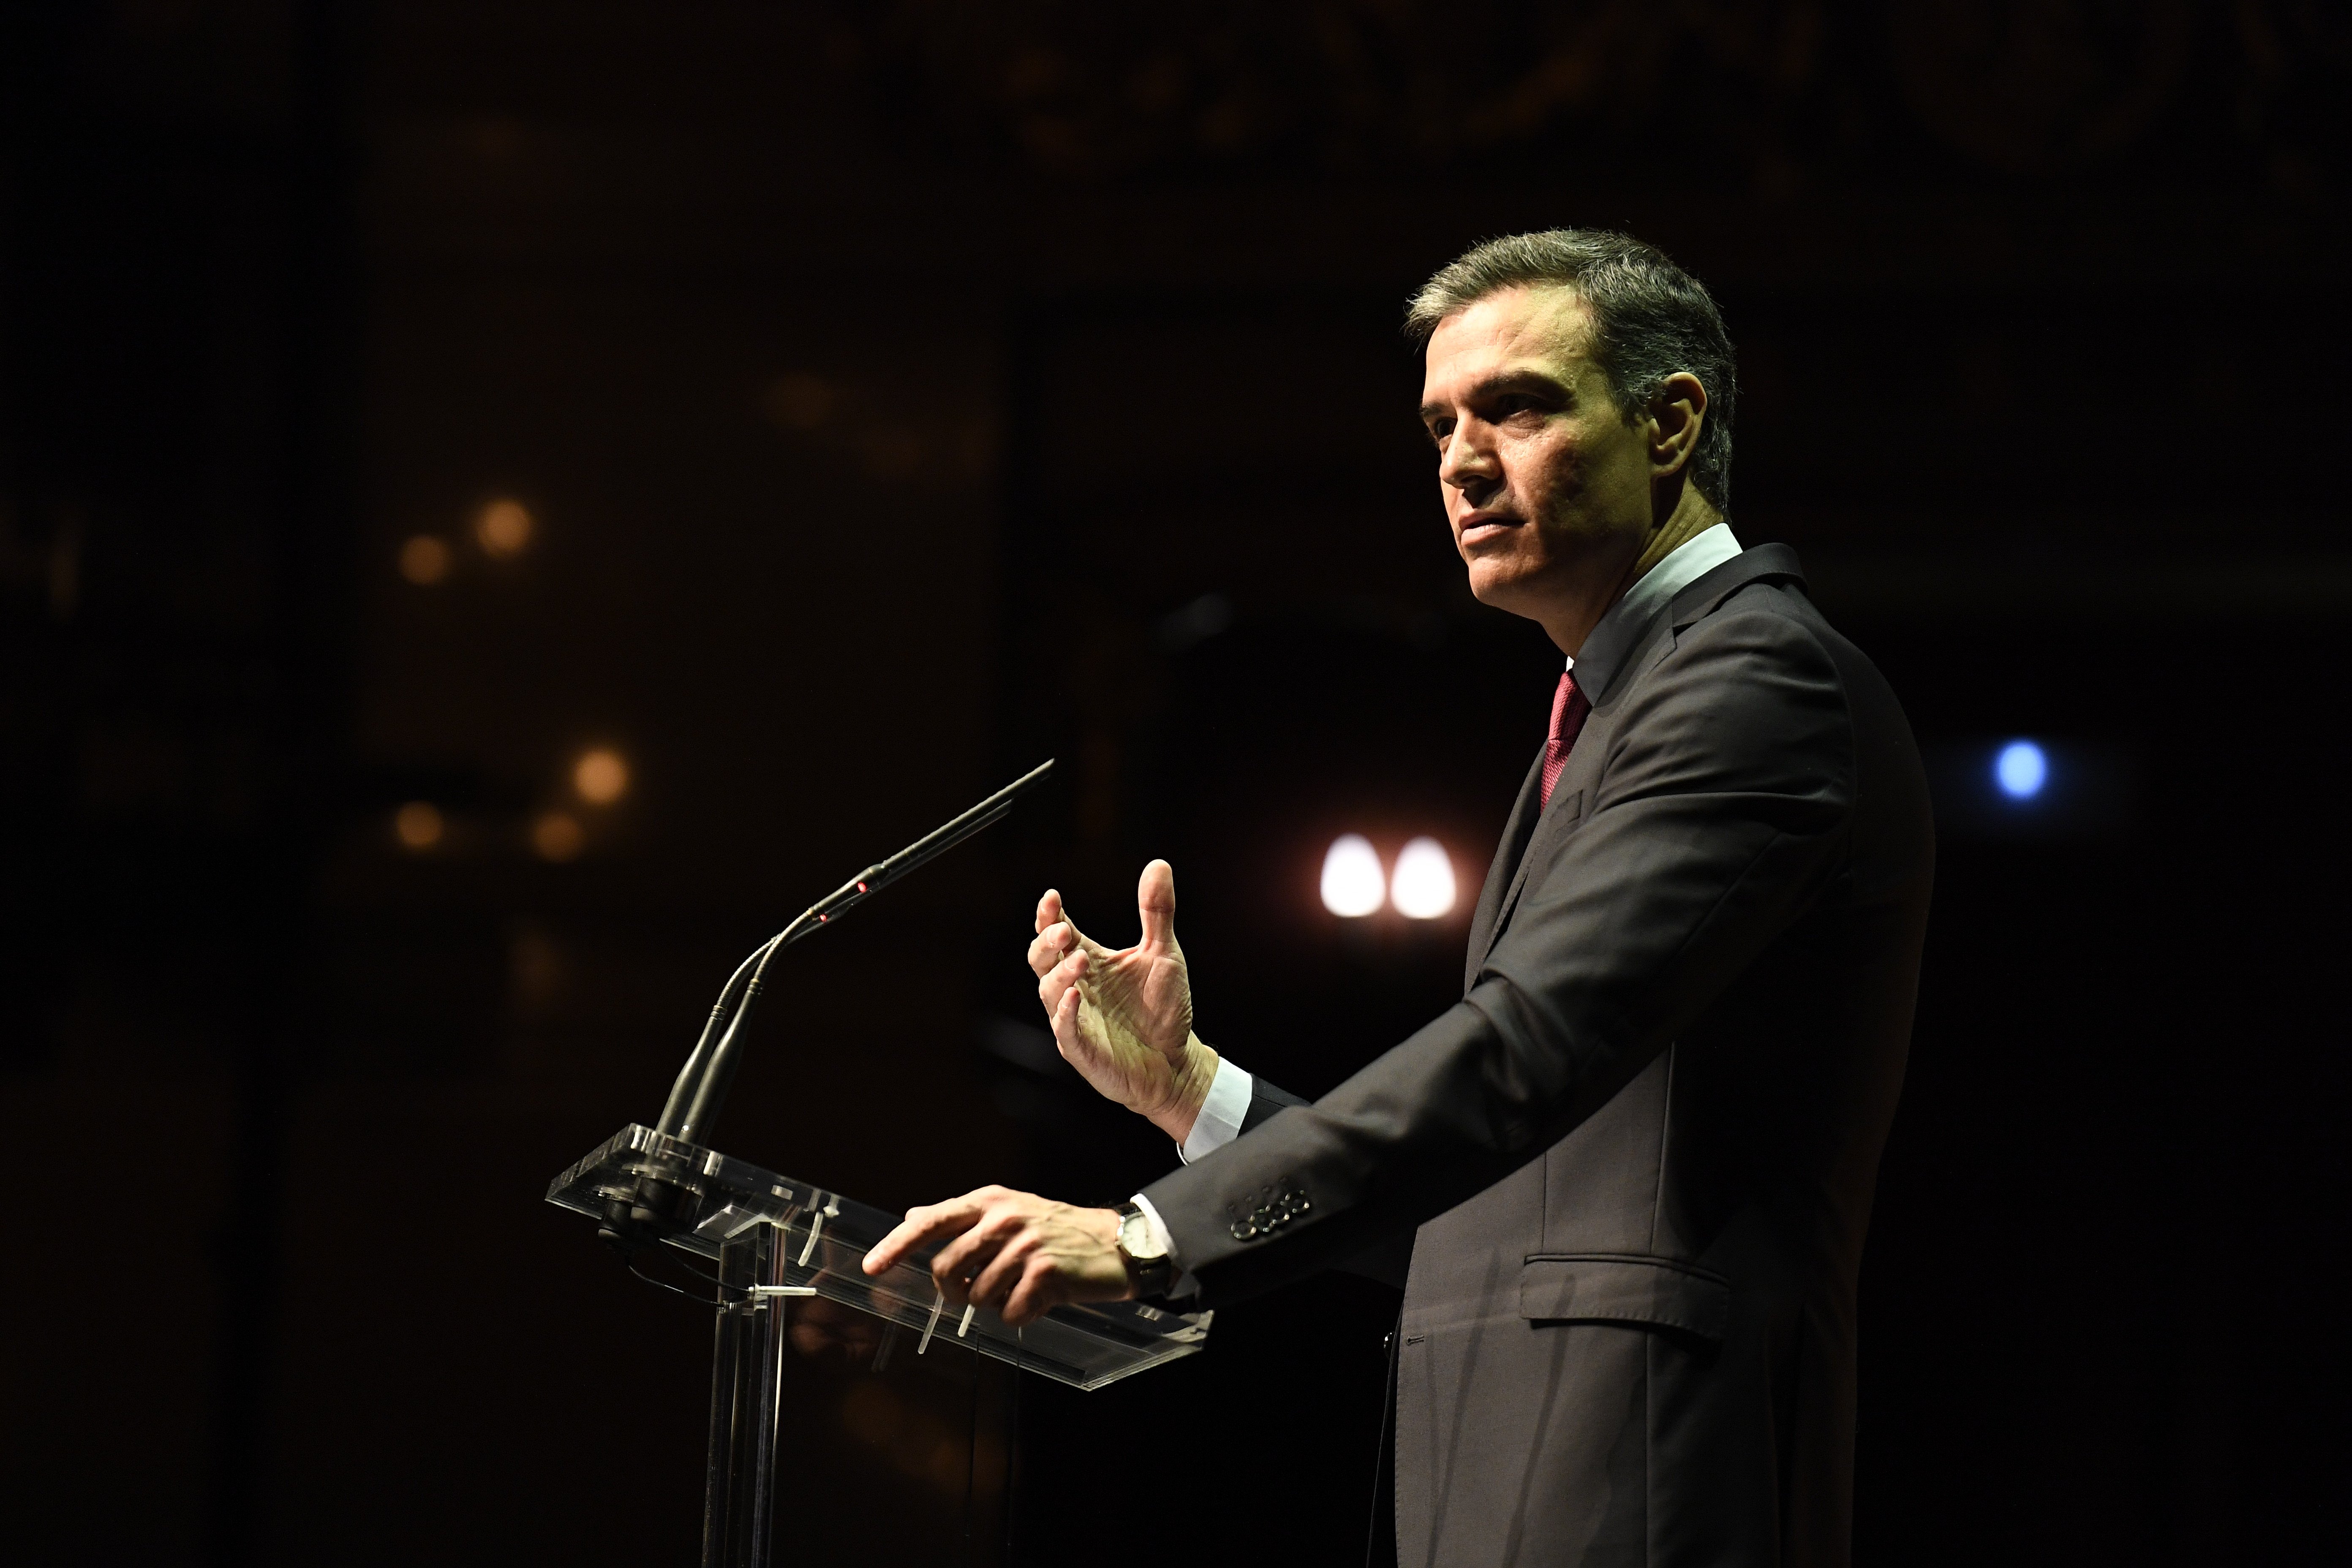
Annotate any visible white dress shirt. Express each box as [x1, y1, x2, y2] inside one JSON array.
[[1127, 525, 1745, 1266]]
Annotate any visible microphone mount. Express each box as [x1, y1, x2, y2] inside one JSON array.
[[599, 759, 1055, 1256]]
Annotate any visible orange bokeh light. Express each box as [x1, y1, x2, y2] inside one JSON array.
[[393, 800, 444, 849], [399, 535, 451, 585], [476, 498, 534, 558], [532, 811, 583, 862], [573, 748, 629, 805]]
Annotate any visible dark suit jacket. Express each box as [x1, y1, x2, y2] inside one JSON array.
[[1141, 545, 1934, 1567]]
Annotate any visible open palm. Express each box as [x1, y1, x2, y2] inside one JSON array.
[[1028, 860, 1214, 1138]]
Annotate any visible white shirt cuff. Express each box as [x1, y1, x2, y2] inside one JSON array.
[[1130, 1059, 1252, 1289], [1179, 1058, 1253, 1165]]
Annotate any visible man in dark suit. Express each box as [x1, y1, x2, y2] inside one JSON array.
[[865, 229, 1934, 1566]]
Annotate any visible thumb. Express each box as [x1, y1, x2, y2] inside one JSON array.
[[1136, 859, 1179, 949]]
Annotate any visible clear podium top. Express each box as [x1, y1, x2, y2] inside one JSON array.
[[547, 1124, 1211, 1391]]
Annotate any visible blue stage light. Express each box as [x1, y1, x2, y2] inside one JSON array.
[[1994, 740, 2048, 800]]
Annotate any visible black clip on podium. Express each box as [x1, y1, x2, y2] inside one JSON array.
[[546, 761, 1214, 1566]]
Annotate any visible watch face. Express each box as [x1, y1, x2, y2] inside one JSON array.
[[1121, 1210, 1163, 1260]]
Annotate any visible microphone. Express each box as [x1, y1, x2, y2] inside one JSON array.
[[598, 760, 1055, 1256]]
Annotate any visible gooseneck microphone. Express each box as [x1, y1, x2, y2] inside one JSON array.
[[599, 760, 1054, 1256]]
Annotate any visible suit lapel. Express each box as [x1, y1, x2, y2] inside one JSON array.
[[1475, 764, 1582, 973], [1469, 607, 1676, 973], [1463, 748, 1547, 994]]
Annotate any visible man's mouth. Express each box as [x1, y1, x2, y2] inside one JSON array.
[[1458, 511, 1520, 547]]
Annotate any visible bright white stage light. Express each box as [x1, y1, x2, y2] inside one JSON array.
[[1389, 837, 1456, 919], [1995, 740, 2048, 800], [1320, 834, 1385, 917]]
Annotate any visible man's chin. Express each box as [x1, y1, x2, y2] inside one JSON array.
[[1465, 565, 1539, 616]]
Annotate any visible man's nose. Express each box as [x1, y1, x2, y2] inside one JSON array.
[[1439, 419, 1500, 493]]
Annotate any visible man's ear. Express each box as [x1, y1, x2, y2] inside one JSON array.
[[1647, 372, 1709, 478]]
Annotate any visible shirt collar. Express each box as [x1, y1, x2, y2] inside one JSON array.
[[1565, 523, 1742, 702]]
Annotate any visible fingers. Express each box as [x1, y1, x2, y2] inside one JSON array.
[[1136, 859, 1178, 950], [1027, 920, 1082, 980], [861, 1193, 988, 1276], [1002, 1258, 1066, 1326], [932, 1208, 1020, 1303], [1035, 944, 1087, 1013], [956, 1214, 1093, 1326], [863, 1189, 1106, 1329], [897, 1190, 1047, 1313], [1028, 887, 1124, 977], [1029, 890, 1083, 979], [964, 1224, 1038, 1307], [954, 1228, 1063, 1326], [1046, 983, 1094, 1068]]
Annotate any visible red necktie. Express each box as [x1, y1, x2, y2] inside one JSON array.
[[1539, 670, 1591, 808]]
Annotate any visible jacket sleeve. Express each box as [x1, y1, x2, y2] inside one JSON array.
[[1240, 1078, 1310, 1133], [1140, 602, 1855, 1306], [1225, 1076, 1410, 1290]]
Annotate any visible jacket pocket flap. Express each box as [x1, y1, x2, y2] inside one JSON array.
[[1518, 1254, 1731, 1341]]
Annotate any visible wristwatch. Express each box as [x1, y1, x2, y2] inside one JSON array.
[[1114, 1201, 1177, 1298]]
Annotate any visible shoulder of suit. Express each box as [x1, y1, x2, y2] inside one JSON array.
[[1636, 547, 1851, 702], [1667, 542, 1811, 633]]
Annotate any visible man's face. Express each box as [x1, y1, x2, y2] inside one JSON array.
[[1418, 286, 1657, 619]]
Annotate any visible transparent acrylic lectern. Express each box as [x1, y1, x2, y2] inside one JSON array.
[[549, 1123, 1212, 1567]]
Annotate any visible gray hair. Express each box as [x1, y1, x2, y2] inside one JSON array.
[[1406, 229, 1738, 512]]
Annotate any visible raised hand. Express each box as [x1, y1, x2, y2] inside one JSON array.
[[1027, 859, 1219, 1143]]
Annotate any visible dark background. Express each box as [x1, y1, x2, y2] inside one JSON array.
[[3, 3, 2346, 1564]]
